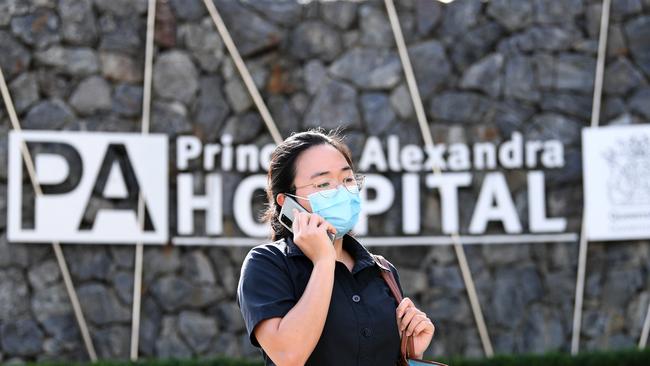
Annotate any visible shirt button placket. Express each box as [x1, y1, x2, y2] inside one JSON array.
[[352, 294, 361, 303], [362, 327, 372, 337]]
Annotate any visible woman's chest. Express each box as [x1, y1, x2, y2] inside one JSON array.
[[292, 261, 402, 365]]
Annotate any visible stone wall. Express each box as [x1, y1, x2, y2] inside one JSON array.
[[1, 0, 650, 362]]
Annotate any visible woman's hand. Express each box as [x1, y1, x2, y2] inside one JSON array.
[[292, 209, 337, 264], [396, 297, 435, 359]]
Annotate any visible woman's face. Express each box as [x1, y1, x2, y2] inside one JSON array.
[[288, 144, 352, 212]]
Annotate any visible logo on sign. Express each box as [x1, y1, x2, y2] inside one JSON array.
[[7, 131, 168, 244], [583, 125, 650, 241]]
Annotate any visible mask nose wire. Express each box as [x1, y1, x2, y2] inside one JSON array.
[[289, 183, 359, 200]]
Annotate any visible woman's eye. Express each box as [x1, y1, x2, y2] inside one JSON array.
[[344, 177, 355, 183], [317, 182, 331, 189]]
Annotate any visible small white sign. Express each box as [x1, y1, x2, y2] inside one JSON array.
[[8, 131, 169, 244], [582, 125, 650, 241]]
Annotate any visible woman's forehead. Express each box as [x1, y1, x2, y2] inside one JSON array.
[[295, 144, 349, 177]]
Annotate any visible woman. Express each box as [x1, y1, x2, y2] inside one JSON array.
[[237, 130, 435, 365]]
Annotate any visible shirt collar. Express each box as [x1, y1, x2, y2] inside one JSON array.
[[285, 235, 382, 274]]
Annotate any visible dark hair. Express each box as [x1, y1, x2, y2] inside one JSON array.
[[263, 128, 354, 240]]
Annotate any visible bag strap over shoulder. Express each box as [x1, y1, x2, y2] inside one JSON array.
[[373, 255, 449, 366], [373, 254, 416, 360]]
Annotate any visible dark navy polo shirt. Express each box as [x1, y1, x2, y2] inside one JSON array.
[[237, 235, 404, 366]]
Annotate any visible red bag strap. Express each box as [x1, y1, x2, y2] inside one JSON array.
[[373, 255, 416, 359]]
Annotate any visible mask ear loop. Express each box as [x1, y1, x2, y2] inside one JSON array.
[[284, 192, 309, 201], [283, 192, 311, 211]]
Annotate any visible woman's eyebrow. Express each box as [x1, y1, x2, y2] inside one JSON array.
[[309, 166, 351, 179]]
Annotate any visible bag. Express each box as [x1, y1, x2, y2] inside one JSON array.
[[373, 255, 449, 366]]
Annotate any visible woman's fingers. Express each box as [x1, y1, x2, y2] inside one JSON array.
[[405, 314, 429, 336], [307, 214, 337, 238], [396, 297, 414, 331], [308, 213, 326, 234], [308, 213, 322, 228], [411, 319, 429, 336], [292, 210, 311, 234], [414, 319, 435, 337], [396, 298, 434, 337], [292, 211, 334, 242], [396, 297, 414, 318], [323, 221, 337, 235], [312, 214, 336, 235], [303, 211, 312, 227], [398, 307, 420, 333]]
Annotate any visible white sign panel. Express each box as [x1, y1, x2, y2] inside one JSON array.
[[582, 125, 650, 241], [8, 131, 169, 244]]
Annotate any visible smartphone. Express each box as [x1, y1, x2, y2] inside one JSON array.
[[279, 196, 335, 242]]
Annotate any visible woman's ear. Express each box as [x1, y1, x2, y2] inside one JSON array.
[[276, 193, 285, 207]]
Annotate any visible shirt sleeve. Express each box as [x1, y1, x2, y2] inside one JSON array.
[[237, 244, 297, 347]]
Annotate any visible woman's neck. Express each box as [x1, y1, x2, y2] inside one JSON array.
[[333, 237, 355, 272], [333, 237, 344, 259]]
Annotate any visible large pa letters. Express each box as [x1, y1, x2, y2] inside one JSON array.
[[7, 131, 168, 244]]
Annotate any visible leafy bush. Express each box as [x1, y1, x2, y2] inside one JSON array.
[[27, 348, 650, 366]]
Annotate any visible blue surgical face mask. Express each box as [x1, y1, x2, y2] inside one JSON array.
[[289, 187, 362, 239], [309, 187, 362, 238]]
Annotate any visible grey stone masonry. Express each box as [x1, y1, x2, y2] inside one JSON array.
[[0, 0, 648, 362]]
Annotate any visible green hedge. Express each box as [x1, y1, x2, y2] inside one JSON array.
[[28, 348, 650, 366], [442, 348, 650, 366]]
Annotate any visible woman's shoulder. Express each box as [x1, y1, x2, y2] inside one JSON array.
[[368, 252, 404, 293], [242, 237, 293, 269], [369, 252, 398, 273], [248, 237, 289, 255]]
